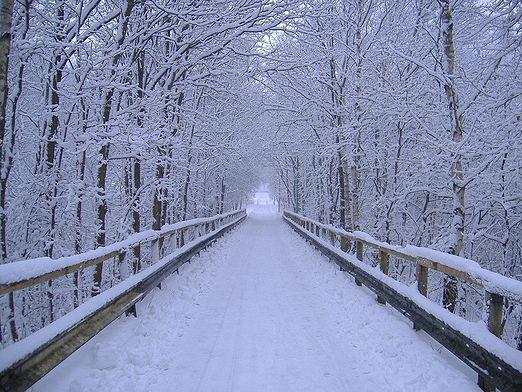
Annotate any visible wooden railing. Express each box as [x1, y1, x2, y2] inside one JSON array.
[[0, 209, 245, 297], [0, 209, 246, 392], [283, 210, 522, 392]]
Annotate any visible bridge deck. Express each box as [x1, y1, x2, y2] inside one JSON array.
[[33, 206, 479, 392]]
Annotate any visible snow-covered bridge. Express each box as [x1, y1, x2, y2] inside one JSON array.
[[1, 205, 521, 392]]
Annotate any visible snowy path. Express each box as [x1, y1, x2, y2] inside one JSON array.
[[33, 206, 479, 392]]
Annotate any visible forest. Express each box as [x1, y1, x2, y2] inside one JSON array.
[[0, 0, 520, 355]]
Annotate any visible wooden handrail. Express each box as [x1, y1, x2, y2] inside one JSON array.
[[283, 210, 522, 302], [0, 209, 245, 296]]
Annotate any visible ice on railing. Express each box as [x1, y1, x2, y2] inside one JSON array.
[[0, 210, 245, 286]]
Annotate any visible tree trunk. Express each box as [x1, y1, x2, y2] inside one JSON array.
[[93, 0, 135, 296], [0, 0, 22, 343], [131, 50, 144, 274], [219, 177, 225, 215], [440, 0, 465, 313], [0, 0, 14, 266]]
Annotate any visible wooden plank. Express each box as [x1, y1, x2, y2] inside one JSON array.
[[0, 214, 247, 392], [380, 246, 417, 263], [0, 250, 121, 296], [358, 239, 381, 250], [417, 257, 482, 286], [284, 216, 522, 392]]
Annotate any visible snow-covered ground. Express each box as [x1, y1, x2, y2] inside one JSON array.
[[32, 204, 479, 392]]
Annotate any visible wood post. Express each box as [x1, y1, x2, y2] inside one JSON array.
[[329, 230, 336, 245], [417, 265, 428, 296], [179, 228, 185, 247], [377, 249, 389, 304], [486, 292, 503, 336], [340, 235, 349, 252], [478, 292, 504, 392], [151, 238, 161, 289], [339, 236, 350, 271], [315, 224, 320, 237], [414, 263, 428, 330], [151, 238, 160, 264], [355, 240, 363, 286], [169, 232, 176, 252]]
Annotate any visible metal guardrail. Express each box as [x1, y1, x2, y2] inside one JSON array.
[[283, 210, 522, 392], [0, 210, 246, 392]]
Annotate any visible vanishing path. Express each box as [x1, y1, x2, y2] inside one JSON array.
[[34, 206, 479, 392]]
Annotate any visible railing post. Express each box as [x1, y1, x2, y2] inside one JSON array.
[[414, 261, 428, 330], [329, 230, 336, 245], [486, 292, 503, 336], [179, 229, 185, 247], [377, 249, 389, 304], [117, 251, 127, 281], [340, 235, 349, 252], [125, 242, 141, 316], [167, 232, 175, 253], [478, 292, 504, 392], [151, 238, 162, 289], [338, 235, 350, 272], [315, 224, 320, 237], [151, 238, 160, 263], [355, 240, 363, 286]]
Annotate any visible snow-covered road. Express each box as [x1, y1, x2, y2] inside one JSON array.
[[33, 205, 479, 392]]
